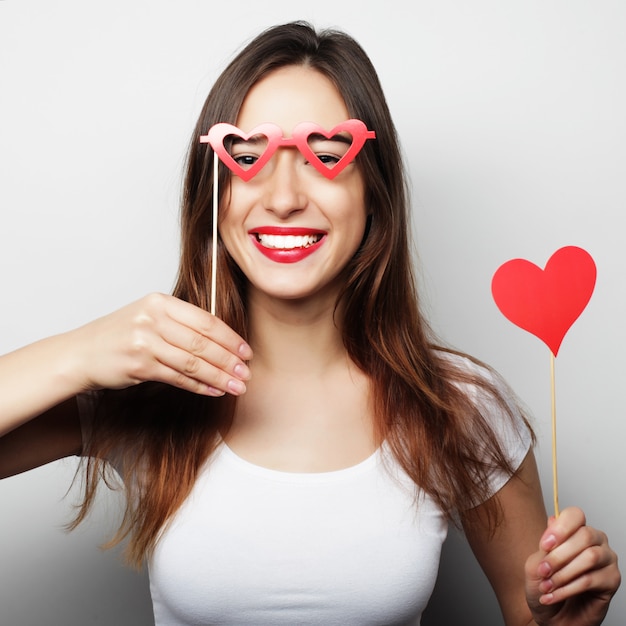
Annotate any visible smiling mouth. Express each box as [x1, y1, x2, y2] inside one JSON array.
[[255, 233, 324, 250]]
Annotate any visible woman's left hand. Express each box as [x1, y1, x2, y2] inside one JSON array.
[[525, 506, 621, 626]]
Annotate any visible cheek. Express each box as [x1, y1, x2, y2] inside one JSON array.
[[314, 175, 366, 213], [332, 188, 368, 235], [217, 184, 254, 241], [216, 211, 246, 269]]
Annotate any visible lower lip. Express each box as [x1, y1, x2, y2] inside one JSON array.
[[251, 235, 325, 263]]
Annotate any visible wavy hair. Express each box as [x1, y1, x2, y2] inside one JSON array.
[[74, 22, 533, 567]]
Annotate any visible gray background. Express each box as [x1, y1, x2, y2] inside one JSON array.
[[1, 1, 624, 624]]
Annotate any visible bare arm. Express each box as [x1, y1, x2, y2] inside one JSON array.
[[0, 333, 88, 478], [0, 333, 89, 438], [0, 293, 253, 478], [0, 398, 82, 479], [465, 451, 620, 626], [464, 450, 547, 626]]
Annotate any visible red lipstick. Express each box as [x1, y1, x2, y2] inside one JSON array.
[[249, 227, 326, 264]]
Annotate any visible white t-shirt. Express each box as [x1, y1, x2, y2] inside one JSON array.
[[150, 442, 446, 626], [79, 357, 532, 625]]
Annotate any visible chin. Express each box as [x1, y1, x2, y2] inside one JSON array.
[[249, 278, 341, 305]]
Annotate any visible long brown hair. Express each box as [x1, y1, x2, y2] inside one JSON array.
[[75, 22, 533, 567]]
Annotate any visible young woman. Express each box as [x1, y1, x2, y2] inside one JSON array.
[[0, 21, 620, 625]]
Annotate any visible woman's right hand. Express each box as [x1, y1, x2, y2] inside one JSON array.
[[1, 293, 251, 476], [0, 292, 251, 447], [71, 293, 252, 397]]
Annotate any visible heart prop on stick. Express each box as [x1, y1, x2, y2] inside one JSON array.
[[491, 246, 596, 356], [491, 246, 596, 515]]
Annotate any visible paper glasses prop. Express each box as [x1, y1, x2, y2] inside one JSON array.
[[491, 246, 597, 515], [202, 120, 376, 182], [199, 120, 376, 314]]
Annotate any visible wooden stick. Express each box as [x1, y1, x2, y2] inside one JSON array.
[[550, 351, 560, 517], [210, 156, 218, 316]]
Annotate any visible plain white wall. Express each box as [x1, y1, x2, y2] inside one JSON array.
[[1, 1, 624, 624]]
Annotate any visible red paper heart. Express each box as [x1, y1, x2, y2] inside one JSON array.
[[491, 246, 596, 356]]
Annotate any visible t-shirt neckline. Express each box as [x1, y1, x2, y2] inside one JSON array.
[[217, 440, 383, 484]]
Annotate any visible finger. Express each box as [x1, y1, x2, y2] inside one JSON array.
[[525, 553, 547, 608], [537, 506, 586, 558], [162, 295, 252, 359], [539, 562, 620, 606], [539, 538, 615, 598], [535, 509, 600, 587], [119, 312, 248, 395], [150, 341, 249, 396], [147, 360, 228, 397], [159, 321, 251, 382], [526, 508, 589, 603], [542, 524, 607, 572]]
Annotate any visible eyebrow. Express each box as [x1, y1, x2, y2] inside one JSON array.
[[307, 133, 352, 145], [228, 135, 268, 147]]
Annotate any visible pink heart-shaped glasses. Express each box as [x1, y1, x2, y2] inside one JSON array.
[[200, 119, 376, 181]]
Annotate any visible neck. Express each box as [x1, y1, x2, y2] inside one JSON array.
[[227, 285, 377, 472], [246, 287, 348, 376]]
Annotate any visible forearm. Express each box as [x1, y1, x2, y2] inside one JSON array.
[[0, 332, 85, 437]]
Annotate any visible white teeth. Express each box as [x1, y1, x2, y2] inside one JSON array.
[[257, 234, 321, 249]]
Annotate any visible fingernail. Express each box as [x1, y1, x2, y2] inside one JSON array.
[[541, 534, 557, 551], [540, 593, 554, 605], [239, 342, 253, 359], [538, 561, 552, 577], [207, 386, 226, 397], [539, 579, 554, 593], [233, 363, 250, 379], [227, 379, 246, 395]]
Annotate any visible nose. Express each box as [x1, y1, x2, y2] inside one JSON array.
[[261, 149, 307, 218]]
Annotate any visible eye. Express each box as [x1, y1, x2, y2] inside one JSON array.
[[307, 136, 351, 170], [316, 154, 341, 165], [226, 134, 268, 170], [232, 154, 259, 168]]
